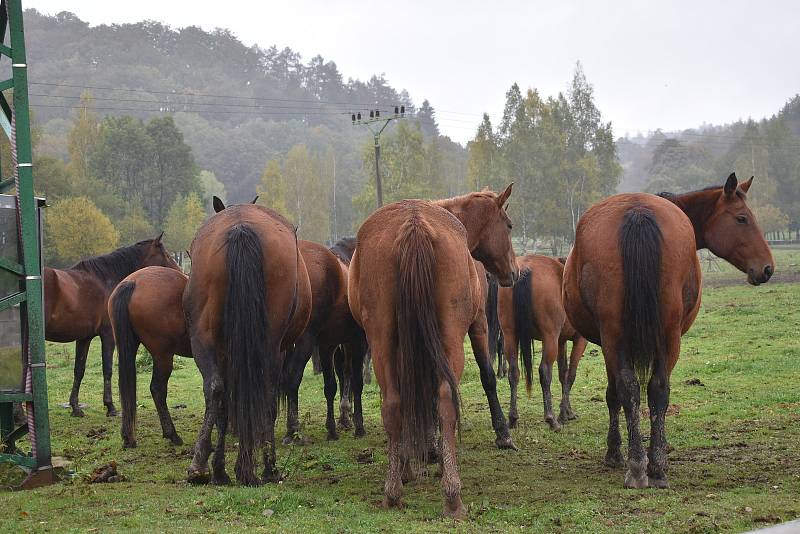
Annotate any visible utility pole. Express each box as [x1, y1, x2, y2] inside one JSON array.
[[352, 105, 406, 208]]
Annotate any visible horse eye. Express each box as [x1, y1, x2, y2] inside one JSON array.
[[507, 222, 513, 230], [736, 215, 748, 225]]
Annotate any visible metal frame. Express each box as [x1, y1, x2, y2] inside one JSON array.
[[0, 0, 54, 488]]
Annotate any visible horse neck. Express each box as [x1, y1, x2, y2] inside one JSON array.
[[72, 246, 145, 288], [433, 197, 485, 251], [662, 189, 720, 250]]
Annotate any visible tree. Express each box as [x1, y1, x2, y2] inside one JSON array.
[[44, 197, 119, 266], [118, 202, 155, 245], [256, 159, 288, 215], [466, 114, 498, 191], [753, 204, 789, 239], [199, 170, 226, 213], [282, 144, 330, 243], [163, 192, 206, 256], [66, 91, 99, 187]]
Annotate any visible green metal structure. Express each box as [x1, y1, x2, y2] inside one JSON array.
[[0, 0, 55, 488]]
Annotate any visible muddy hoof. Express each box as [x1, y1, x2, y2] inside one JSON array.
[[262, 470, 283, 483], [106, 407, 119, 417], [545, 417, 562, 432], [623, 469, 649, 489], [326, 430, 339, 441], [187, 468, 210, 485], [167, 434, 184, 446], [70, 408, 85, 418], [338, 417, 353, 430], [211, 471, 231, 486], [495, 435, 518, 451], [442, 501, 467, 520], [648, 476, 669, 489], [122, 439, 137, 449], [604, 451, 625, 468], [354, 427, 366, 438], [567, 410, 578, 421], [282, 433, 308, 446], [381, 496, 403, 509]]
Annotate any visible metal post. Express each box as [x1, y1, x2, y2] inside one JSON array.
[[373, 134, 383, 207], [351, 106, 405, 210]]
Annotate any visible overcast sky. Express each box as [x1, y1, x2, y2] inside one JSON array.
[[26, 0, 800, 144]]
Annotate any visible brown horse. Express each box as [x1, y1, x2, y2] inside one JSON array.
[[183, 202, 311, 486], [494, 255, 587, 431], [563, 173, 774, 489], [282, 238, 367, 443], [348, 185, 518, 518], [109, 266, 191, 448], [44, 235, 179, 417]]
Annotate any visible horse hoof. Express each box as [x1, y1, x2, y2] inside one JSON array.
[[282, 433, 307, 446], [623, 470, 649, 489], [604, 452, 625, 468], [568, 410, 579, 421], [122, 439, 138, 449], [648, 476, 669, 489], [381, 496, 403, 509], [442, 502, 467, 520], [262, 470, 284, 484], [508, 417, 518, 429], [326, 431, 339, 441], [546, 417, 562, 432], [495, 435, 518, 451], [106, 408, 119, 417], [187, 468, 211, 485], [338, 418, 353, 430], [354, 428, 366, 438], [70, 409, 85, 418], [558, 413, 569, 425], [167, 434, 184, 446], [238, 473, 263, 487]]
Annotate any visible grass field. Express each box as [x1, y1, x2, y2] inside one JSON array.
[[1, 263, 799, 532]]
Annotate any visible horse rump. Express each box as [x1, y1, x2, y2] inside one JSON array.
[[394, 216, 459, 463]]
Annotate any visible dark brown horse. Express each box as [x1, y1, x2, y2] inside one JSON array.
[[348, 186, 518, 518], [282, 238, 367, 444], [184, 202, 312, 486], [44, 235, 179, 417], [110, 266, 192, 448], [494, 254, 587, 431], [563, 173, 774, 489]]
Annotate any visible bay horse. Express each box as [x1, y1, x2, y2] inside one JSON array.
[[43, 234, 179, 417], [184, 202, 312, 486], [563, 173, 774, 489], [109, 266, 191, 448], [494, 255, 587, 431], [348, 185, 518, 518], [282, 238, 367, 444]]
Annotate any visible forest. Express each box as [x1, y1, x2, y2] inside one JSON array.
[[16, 9, 800, 265]]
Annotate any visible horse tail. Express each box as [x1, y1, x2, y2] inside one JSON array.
[[619, 207, 665, 384], [112, 280, 140, 448], [485, 272, 501, 368], [395, 215, 459, 462], [512, 268, 534, 395], [223, 224, 274, 466]]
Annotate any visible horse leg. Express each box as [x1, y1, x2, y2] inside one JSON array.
[[497, 333, 507, 378], [539, 334, 561, 431], [187, 343, 218, 485], [100, 328, 118, 417], [210, 375, 231, 485], [150, 353, 182, 445], [334, 346, 353, 430], [616, 364, 648, 489], [350, 339, 366, 438], [281, 334, 313, 445], [557, 339, 570, 424], [604, 371, 625, 468], [564, 337, 587, 420], [438, 380, 466, 519], [381, 385, 404, 508], [503, 332, 520, 428], [468, 317, 514, 449], [69, 337, 92, 417], [320, 344, 339, 440], [262, 400, 282, 483], [647, 333, 678, 489]]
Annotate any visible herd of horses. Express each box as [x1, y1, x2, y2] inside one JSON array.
[[41, 172, 774, 518]]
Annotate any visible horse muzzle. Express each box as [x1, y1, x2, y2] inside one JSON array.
[[747, 264, 774, 286]]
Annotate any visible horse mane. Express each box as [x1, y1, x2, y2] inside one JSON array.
[[330, 236, 357, 265], [70, 240, 153, 284]]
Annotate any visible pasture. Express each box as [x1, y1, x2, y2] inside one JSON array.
[[2, 251, 799, 533]]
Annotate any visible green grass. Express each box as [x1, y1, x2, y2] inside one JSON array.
[[2, 282, 799, 533]]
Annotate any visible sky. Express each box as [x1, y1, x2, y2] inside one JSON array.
[[25, 0, 800, 145]]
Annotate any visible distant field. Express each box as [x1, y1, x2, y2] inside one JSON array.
[[1, 280, 799, 533]]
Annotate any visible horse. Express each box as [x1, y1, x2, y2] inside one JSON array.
[[562, 173, 774, 489], [183, 201, 312, 486], [43, 234, 179, 417], [281, 238, 367, 444], [493, 254, 587, 431], [348, 185, 518, 518], [109, 266, 192, 448]]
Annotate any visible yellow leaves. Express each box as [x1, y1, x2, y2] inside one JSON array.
[[44, 196, 119, 265]]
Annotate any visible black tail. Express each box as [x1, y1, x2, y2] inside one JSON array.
[[512, 268, 534, 395], [223, 224, 275, 467], [485, 273, 501, 369], [395, 217, 459, 463], [619, 207, 664, 384], [113, 281, 140, 447]]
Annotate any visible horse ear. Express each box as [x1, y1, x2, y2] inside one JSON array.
[[212, 196, 226, 213], [723, 173, 738, 198], [739, 175, 754, 193], [496, 182, 514, 208], [251, 195, 259, 204], [155, 231, 164, 244]]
